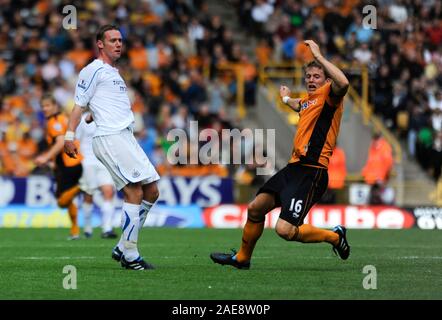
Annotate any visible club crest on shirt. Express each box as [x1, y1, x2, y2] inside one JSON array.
[[300, 99, 317, 112], [132, 169, 141, 178], [53, 123, 62, 132]]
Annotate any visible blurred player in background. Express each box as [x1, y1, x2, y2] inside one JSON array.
[[35, 94, 83, 240], [76, 111, 118, 239], [211, 40, 350, 269], [64, 25, 160, 270]]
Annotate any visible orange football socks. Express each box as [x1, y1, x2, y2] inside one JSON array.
[[57, 185, 80, 208], [235, 218, 265, 263], [68, 202, 79, 236], [296, 224, 339, 245]]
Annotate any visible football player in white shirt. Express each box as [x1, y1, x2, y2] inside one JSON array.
[[76, 111, 117, 239], [64, 25, 160, 270]]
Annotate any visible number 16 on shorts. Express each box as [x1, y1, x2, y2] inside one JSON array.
[[289, 198, 303, 218]]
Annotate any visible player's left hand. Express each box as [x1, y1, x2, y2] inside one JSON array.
[[304, 40, 322, 59], [64, 141, 78, 158]]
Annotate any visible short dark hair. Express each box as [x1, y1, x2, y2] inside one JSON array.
[[40, 93, 57, 105], [96, 24, 119, 42], [303, 60, 328, 77]]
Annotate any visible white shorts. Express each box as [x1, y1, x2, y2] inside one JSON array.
[[79, 162, 114, 195], [92, 128, 160, 191]]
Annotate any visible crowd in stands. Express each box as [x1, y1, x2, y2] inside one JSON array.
[[0, 0, 263, 181], [233, 0, 442, 183], [2, 0, 442, 200]]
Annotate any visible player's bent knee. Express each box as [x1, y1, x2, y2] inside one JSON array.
[[275, 222, 299, 241], [149, 187, 159, 202], [57, 200, 69, 208], [123, 185, 143, 203], [101, 185, 114, 199], [247, 202, 265, 222], [143, 183, 159, 203], [275, 227, 291, 241]]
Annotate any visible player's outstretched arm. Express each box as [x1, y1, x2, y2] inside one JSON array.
[[34, 135, 64, 166], [64, 104, 83, 158], [280, 85, 301, 112], [304, 40, 349, 96]]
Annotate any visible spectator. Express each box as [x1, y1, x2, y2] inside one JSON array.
[[255, 38, 273, 66], [274, 14, 295, 42], [239, 54, 258, 107], [207, 77, 228, 114], [408, 106, 428, 158], [368, 181, 395, 205], [321, 145, 347, 204], [431, 131, 442, 181], [388, 0, 408, 24], [66, 40, 94, 72], [0, 131, 14, 175], [429, 90, 442, 112], [250, 0, 274, 39], [128, 39, 148, 71], [345, 12, 373, 44], [387, 82, 407, 129], [373, 65, 392, 118], [353, 43, 372, 65], [362, 130, 394, 186], [17, 131, 38, 167], [416, 125, 433, 170]]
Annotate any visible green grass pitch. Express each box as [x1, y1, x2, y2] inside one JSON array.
[[0, 228, 441, 300]]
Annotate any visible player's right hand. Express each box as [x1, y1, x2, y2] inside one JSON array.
[[304, 40, 322, 59], [64, 141, 78, 158], [280, 85, 291, 98], [34, 154, 49, 166], [85, 113, 94, 124]]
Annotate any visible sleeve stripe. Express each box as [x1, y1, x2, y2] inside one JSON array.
[[84, 67, 104, 92]]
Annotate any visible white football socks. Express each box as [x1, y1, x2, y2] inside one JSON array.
[[116, 200, 155, 257], [101, 200, 114, 233], [139, 200, 154, 229], [120, 202, 141, 261], [82, 202, 93, 234]]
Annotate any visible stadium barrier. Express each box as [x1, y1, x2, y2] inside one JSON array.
[[203, 204, 416, 229], [0, 175, 234, 207], [0, 204, 204, 228], [1, 203, 440, 230]]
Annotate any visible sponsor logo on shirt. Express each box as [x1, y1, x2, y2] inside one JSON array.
[[113, 80, 127, 92], [300, 99, 317, 112], [77, 79, 87, 90]]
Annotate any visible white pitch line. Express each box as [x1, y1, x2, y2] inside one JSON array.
[[17, 256, 98, 260], [13, 255, 442, 261], [357, 245, 442, 249], [0, 244, 111, 248], [2, 243, 437, 249], [399, 256, 442, 260]]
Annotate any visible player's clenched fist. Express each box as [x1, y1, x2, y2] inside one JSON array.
[[280, 85, 291, 98]]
